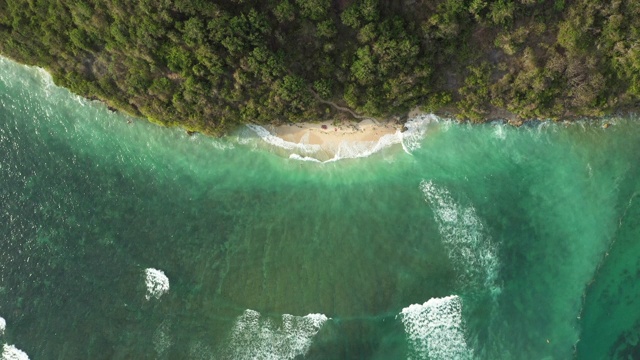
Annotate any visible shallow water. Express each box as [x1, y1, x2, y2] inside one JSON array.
[[1, 57, 639, 359]]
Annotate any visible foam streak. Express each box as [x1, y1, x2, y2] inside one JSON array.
[[221, 309, 329, 360], [420, 181, 500, 296]]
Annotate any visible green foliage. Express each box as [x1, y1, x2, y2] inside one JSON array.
[[316, 20, 336, 38], [0, 0, 636, 134], [165, 46, 193, 74], [295, 0, 330, 21], [313, 79, 333, 99], [357, 24, 376, 43], [359, 0, 379, 22], [422, 92, 453, 113], [149, 78, 174, 100], [340, 5, 361, 29], [458, 63, 492, 121], [468, 0, 487, 22], [557, 21, 583, 52], [274, 0, 295, 22], [489, 0, 515, 26], [182, 18, 204, 47], [351, 46, 375, 85]]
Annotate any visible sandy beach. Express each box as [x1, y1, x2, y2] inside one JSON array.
[[265, 119, 402, 153], [266, 119, 401, 145], [245, 107, 437, 161], [257, 119, 404, 161]]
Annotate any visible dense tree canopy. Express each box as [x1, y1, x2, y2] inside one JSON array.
[[0, 0, 638, 134]]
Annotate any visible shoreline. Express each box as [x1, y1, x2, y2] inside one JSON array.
[[256, 118, 405, 161], [257, 105, 626, 160], [266, 118, 401, 146]]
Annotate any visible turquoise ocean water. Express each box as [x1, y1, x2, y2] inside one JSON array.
[[1, 56, 640, 359]]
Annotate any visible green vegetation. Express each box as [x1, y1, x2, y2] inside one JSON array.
[[0, 0, 638, 134]]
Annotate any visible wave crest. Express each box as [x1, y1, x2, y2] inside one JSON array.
[[1, 344, 29, 360], [401, 114, 437, 153], [400, 295, 473, 360], [145, 268, 170, 300], [245, 124, 322, 155]]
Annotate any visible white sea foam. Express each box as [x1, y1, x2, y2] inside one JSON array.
[[246, 124, 322, 155], [401, 114, 437, 153], [493, 124, 507, 140], [0, 317, 5, 336], [145, 268, 169, 300], [420, 181, 500, 297], [209, 139, 235, 150], [221, 309, 329, 359], [189, 341, 215, 360], [289, 154, 322, 162], [323, 132, 404, 163], [400, 295, 473, 360], [153, 320, 172, 356], [1, 344, 29, 360]]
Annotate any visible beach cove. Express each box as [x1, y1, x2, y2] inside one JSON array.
[[2, 57, 640, 359]]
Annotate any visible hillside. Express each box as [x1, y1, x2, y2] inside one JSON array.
[[1, 0, 638, 134]]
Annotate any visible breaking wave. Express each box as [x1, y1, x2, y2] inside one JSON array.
[[493, 123, 507, 140], [401, 114, 437, 153], [245, 124, 322, 155], [420, 181, 500, 297], [220, 309, 329, 359], [400, 295, 473, 360], [324, 132, 403, 162], [145, 268, 170, 300], [0, 317, 5, 336], [1, 344, 29, 360], [288, 154, 322, 163]]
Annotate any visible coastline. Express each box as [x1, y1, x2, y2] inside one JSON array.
[[254, 103, 626, 161], [254, 118, 405, 161]]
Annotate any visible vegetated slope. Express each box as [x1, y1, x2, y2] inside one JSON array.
[[0, 0, 638, 134]]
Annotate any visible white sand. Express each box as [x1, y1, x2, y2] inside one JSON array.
[[269, 119, 400, 145], [263, 119, 403, 161]]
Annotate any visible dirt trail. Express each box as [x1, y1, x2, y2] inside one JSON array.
[[308, 88, 372, 120]]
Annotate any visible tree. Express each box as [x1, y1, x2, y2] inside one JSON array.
[[295, 0, 330, 21], [274, 0, 295, 22], [350, 46, 375, 85]]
